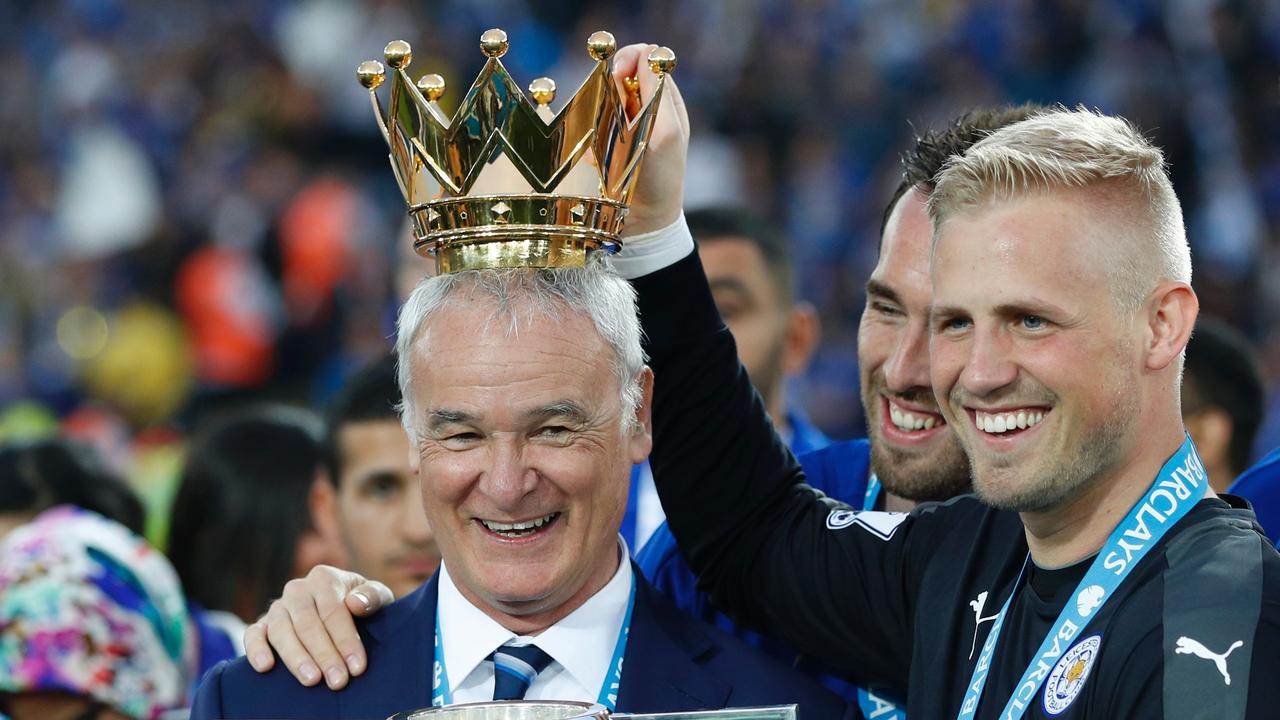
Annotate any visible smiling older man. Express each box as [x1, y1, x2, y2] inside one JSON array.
[[190, 258, 847, 718], [189, 37, 848, 717]]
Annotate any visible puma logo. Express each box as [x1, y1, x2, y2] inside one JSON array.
[[968, 591, 1000, 660], [1175, 636, 1244, 685]]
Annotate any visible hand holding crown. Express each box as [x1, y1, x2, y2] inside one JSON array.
[[356, 29, 687, 274]]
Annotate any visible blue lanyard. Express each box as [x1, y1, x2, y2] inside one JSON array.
[[957, 435, 1207, 719], [863, 473, 882, 511], [432, 573, 637, 709], [856, 473, 907, 720]]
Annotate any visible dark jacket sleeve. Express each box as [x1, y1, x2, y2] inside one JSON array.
[[634, 250, 953, 691], [189, 660, 227, 720]]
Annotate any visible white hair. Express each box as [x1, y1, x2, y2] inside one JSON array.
[[394, 256, 647, 438], [928, 107, 1191, 311]]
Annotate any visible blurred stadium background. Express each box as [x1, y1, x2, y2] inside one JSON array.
[[2, 0, 1279, 541]]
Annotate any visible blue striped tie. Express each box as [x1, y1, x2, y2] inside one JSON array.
[[491, 642, 554, 700]]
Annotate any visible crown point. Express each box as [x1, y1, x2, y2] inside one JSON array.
[[528, 77, 556, 106], [587, 31, 617, 61], [417, 73, 446, 101], [384, 40, 412, 69], [479, 28, 508, 58], [356, 60, 386, 90], [648, 46, 677, 75]]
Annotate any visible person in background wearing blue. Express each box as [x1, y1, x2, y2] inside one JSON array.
[[623, 207, 826, 549], [1179, 318, 1280, 542], [1179, 316, 1266, 495]]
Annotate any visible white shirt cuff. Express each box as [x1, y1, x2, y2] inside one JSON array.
[[609, 214, 695, 279]]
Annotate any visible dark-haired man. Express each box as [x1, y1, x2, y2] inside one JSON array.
[[1180, 316, 1265, 492], [311, 355, 439, 601], [623, 208, 825, 547]]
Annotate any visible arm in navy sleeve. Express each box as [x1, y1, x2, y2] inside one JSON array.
[[189, 661, 227, 720], [633, 250, 958, 691]]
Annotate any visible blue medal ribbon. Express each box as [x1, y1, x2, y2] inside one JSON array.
[[856, 473, 907, 720], [956, 435, 1207, 719], [433, 572, 637, 709], [864, 473, 883, 512]]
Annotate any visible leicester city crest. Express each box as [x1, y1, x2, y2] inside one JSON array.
[[1042, 634, 1102, 715]]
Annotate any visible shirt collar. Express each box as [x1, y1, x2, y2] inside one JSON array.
[[437, 536, 634, 698]]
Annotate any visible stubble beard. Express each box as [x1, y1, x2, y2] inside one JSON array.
[[861, 375, 972, 503], [966, 377, 1138, 514]]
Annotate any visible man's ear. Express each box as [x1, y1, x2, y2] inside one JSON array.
[[628, 366, 656, 464], [781, 301, 822, 376], [1145, 281, 1199, 372]]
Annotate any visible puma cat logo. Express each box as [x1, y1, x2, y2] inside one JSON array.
[[1175, 636, 1244, 685], [968, 591, 999, 660]]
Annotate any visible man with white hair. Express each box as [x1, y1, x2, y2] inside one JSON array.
[[621, 107, 1279, 718], [191, 257, 848, 717]]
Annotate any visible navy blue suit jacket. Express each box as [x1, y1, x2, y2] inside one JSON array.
[[191, 567, 851, 719]]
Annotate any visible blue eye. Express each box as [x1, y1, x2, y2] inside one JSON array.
[[1021, 315, 1046, 330]]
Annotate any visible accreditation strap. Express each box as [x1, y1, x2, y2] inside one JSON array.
[[863, 473, 883, 512], [957, 435, 1208, 719], [855, 473, 908, 720], [432, 573, 637, 709]]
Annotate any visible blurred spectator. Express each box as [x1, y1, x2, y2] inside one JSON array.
[[0, 506, 197, 720], [691, 207, 823, 444], [312, 354, 439, 599], [0, 437, 145, 539], [624, 207, 827, 549], [1181, 316, 1266, 492], [167, 404, 340, 624]]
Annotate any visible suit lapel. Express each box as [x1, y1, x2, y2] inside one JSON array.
[[616, 568, 732, 712], [336, 575, 440, 717]]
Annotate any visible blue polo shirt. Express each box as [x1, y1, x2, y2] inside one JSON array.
[[1229, 445, 1280, 546]]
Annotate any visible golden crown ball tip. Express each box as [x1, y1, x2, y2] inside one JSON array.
[[383, 40, 412, 69], [528, 77, 556, 105], [480, 29, 509, 58], [417, 73, 446, 101], [648, 46, 676, 75], [356, 60, 386, 89], [587, 31, 617, 61]]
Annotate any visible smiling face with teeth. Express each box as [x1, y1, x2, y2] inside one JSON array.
[[929, 189, 1145, 512], [858, 189, 970, 503], [405, 299, 653, 632]]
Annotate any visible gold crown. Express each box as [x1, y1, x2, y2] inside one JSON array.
[[356, 29, 677, 273]]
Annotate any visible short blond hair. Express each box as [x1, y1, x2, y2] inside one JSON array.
[[928, 107, 1190, 311]]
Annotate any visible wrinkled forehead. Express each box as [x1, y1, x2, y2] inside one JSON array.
[[410, 302, 616, 402]]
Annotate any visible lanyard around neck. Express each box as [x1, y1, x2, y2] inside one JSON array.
[[432, 573, 637, 709], [864, 473, 882, 511], [957, 435, 1207, 719]]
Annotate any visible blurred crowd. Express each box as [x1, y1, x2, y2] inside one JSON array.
[[2, 0, 1280, 537]]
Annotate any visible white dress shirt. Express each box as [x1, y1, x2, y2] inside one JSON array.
[[436, 537, 634, 703], [607, 214, 694, 280]]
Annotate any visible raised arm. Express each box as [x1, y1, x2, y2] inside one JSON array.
[[628, 245, 955, 690]]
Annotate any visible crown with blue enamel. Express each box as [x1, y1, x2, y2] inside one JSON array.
[[356, 29, 676, 273]]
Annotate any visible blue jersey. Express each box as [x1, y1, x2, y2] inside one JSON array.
[[1229, 445, 1280, 546], [637, 439, 904, 715]]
